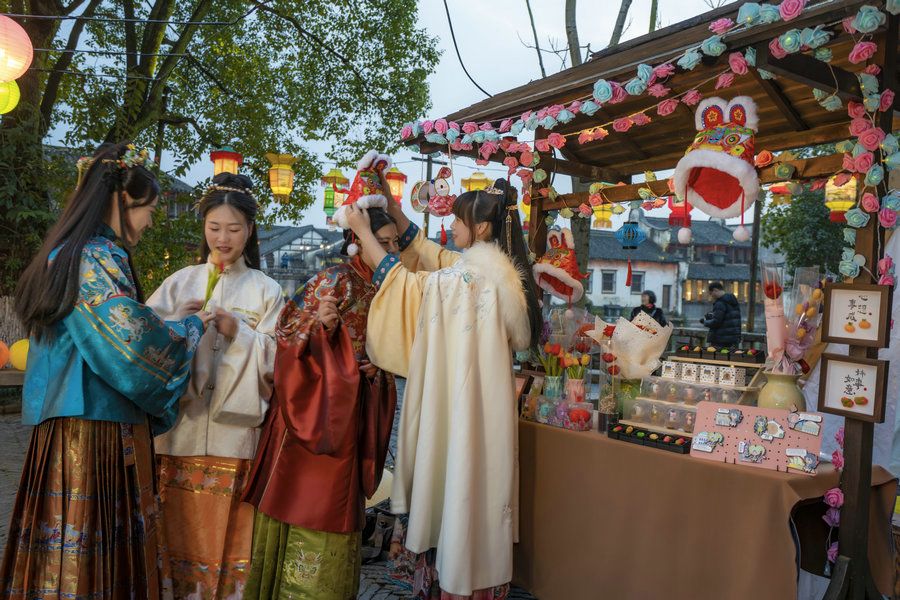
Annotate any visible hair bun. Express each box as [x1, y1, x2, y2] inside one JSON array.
[[212, 172, 254, 192], [492, 178, 517, 206]]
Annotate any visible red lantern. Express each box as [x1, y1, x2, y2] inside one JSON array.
[[0, 15, 33, 81], [668, 195, 692, 228]]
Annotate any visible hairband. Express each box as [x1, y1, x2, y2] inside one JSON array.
[[204, 184, 257, 201], [482, 185, 504, 195]]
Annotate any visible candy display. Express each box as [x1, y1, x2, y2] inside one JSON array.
[[608, 423, 691, 454]]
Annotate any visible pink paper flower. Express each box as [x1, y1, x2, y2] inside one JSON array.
[[434, 119, 448, 135], [422, 120, 434, 134], [516, 169, 533, 187], [709, 17, 734, 35], [842, 153, 856, 172], [578, 130, 594, 145], [648, 83, 671, 97], [827, 542, 839, 563], [503, 156, 518, 175], [715, 72, 736, 90], [683, 89, 703, 106], [779, 0, 806, 21], [548, 133, 566, 149], [879, 207, 898, 228], [854, 152, 875, 173], [849, 41, 878, 64], [578, 203, 593, 217], [609, 82, 627, 104], [536, 107, 549, 120], [824, 487, 844, 508], [880, 89, 895, 113], [595, 127, 609, 140], [769, 38, 788, 60], [864, 64, 882, 76], [547, 104, 564, 118], [479, 122, 494, 132], [861, 192, 881, 212], [849, 117, 874, 136], [400, 124, 414, 139], [632, 113, 652, 126], [859, 127, 886, 152], [810, 178, 827, 191], [653, 63, 676, 80], [520, 111, 532, 123], [567, 100, 583, 113], [823, 506, 841, 527], [657, 98, 680, 116], [842, 16, 857, 34], [448, 121, 460, 132], [836, 426, 844, 447], [498, 119, 513, 133], [534, 138, 550, 152], [479, 140, 499, 160], [848, 101, 867, 119], [462, 121, 478, 134], [831, 450, 845, 471], [613, 117, 633, 132], [728, 52, 749, 75], [520, 150, 534, 167]]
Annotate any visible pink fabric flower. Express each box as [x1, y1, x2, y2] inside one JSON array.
[[823, 506, 841, 527], [578, 203, 593, 217], [479, 140, 499, 160], [422, 120, 434, 134], [653, 63, 676, 80], [842, 16, 857, 34], [709, 17, 734, 35], [810, 178, 827, 191], [864, 64, 882, 76], [609, 82, 627, 104], [715, 72, 736, 90], [548, 133, 566, 149], [854, 152, 875, 173], [683, 89, 703, 106], [648, 83, 671, 98], [880, 207, 898, 228], [498, 119, 513, 133], [595, 127, 609, 140], [861, 192, 881, 213], [400, 124, 413, 139], [534, 138, 550, 153], [824, 487, 844, 508], [833, 171, 854, 187], [503, 156, 518, 175], [475, 158, 489, 166], [831, 450, 845, 471], [516, 169, 533, 187], [462, 121, 478, 134], [632, 113, 651, 126], [849, 41, 878, 64], [728, 52, 749, 75], [448, 121, 460, 132], [519, 111, 532, 123], [434, 119, 448, 135], [519, 150, 534, 167], [769, 38, 788, 59], [848, 101, 867, 119], [827, 542, 839, 563], [536, 107, 549, 120], [850, 117, 874, 136], [657, 98, 680, 116], [859, 127, 886, 152], [613, 117, 633, 132], [842, 153, 856, 172], [567, 100, 583, 113], [880, 89, 895, 113], [836, 426, 844, 447], [479, 122, 494, 132], [547, 104, 563, 118], [779, 0, 806, 21], [578, 130, 594, 145]]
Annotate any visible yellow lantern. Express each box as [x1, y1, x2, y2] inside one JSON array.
[[0, 15, 33, 81], [384, 167, 407, 202], [9, 338, 28, 371], [266, 153, 295, 201], [209, 146, 243, 176], [592, 204, 613, 229], [0, 80, 19, 114], [461, 171, 490, 192], [825, 175, 857, 223], [520, 195, 531, 231]]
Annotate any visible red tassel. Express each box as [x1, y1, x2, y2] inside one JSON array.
[[626, 259, 633, 287], [440, 222, 448, 246]]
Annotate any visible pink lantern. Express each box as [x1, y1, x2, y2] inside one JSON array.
[[0, 15, 33, 81]]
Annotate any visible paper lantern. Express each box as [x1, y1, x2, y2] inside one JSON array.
[[0, 340, 8, 368], [9, 338, 28, 371], [384, 167, 407, 203], [825, 175, 857, 223], [667, 195, 692, 228], [266, 153, 295, 201], [521, 195, 531, 231], [768, 182, 793, 206], [0, 80, 19, 114], [0, 15, 33, 81], [461, 171, 490, 192], [321, 168, 349, 218], [209, 146, 242, 176], [615, 218, 646, 250], [592, 204, 613, 229]]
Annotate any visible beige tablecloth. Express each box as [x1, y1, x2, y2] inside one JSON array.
[[513, 420, 896, 600]]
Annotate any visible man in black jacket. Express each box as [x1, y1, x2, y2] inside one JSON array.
[[701, 281, 742, 347]]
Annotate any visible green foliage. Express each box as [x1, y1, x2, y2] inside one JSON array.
[[761, 189, 845, 275], [131, 204, 202, 297]]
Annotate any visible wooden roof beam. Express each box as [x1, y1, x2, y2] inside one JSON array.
[[755, 41, 862, 102], [751, 69, 809, 131]]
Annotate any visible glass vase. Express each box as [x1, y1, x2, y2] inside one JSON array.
[[565, 377, 586, 404], [544, 375, 564, 399]]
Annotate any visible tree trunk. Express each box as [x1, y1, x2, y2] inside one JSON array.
[[649, 0, 659, 33], [524, 0, 546, 77], [565, 0, 581, 67], [609, 0, 633, 46]]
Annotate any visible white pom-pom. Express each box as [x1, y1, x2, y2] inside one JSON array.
[[348, 243, 359, 256], [565, 308, 575, 321], [677, 227, 693, 244], [733, 225, 750, 242]]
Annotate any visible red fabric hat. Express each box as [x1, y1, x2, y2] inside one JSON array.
[[533, 227, 588, 303], [334, 150, 392, 229]]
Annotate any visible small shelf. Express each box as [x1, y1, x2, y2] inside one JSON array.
[[618, 419, 694, 438], [666, 356, 765, 368], [651, 376, 760, 393], [635, 396, 699, 409], [0, 369, 25, 387]]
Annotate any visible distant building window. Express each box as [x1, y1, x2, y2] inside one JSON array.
[[662, 284, 672, 310], [584, 270, 594, 294], [630, 272, 645, 294], [601, 270, 616, 294]]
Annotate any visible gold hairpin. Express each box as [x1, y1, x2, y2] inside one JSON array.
[[482, 185, 503, 195]]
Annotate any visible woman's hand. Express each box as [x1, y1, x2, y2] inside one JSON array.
[[345, 203, 371, 235], [213, 308, 239, 339], [181, 299, 204, 317], [317, 295, 340, 331], [359, 359, 378, 379], [193, 310, 215, 331]]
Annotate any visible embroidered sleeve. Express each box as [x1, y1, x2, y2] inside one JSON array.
[[398, 222, 419, 251], [373, 254, 400, 289]]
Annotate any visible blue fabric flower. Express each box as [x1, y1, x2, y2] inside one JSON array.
[[842, 248, 857, 262], [852, 142, 867, 158], [408, 144, 420, 153], [509, 120, 525, 136], [882, 134, 900, 155], [744, 46, 757, 66], [858, 73, 880, 97], [839, 259, 861, 279], [843, 228, 857, 245], [445, 128, 459, 142], [883, 191, 900, 212], [539, 116, 558, 130], [888, 0, 900, 16], [820, 95, 843, 112], [864, 95, 881, 112], [701, 35, 726, 57], [425, 133, 448, 145], [758, 68, 776, 80], [835, 140, 855, 153], [865, 165, 885, 186], [557, 109, 575, 124], [812, 88, 827, 101], [580, 100, 600, 116], [800, 26, 831, 49], [525, 114, 539, 130], [885, 152, 900, 171], [625, 77, 647, 95], [758, 4, 781, 24], [677, 49, 702, 70], [852, 6, 886, 33], [737, 3, 761, 25], [593, 79, 613, 103], [637, 63, 654, 83], [778, 29, 802, 54], [814, 47, 833, 63], [472, 131, 486, 144], [410, 121, 423, 137], [461, 133, 473, 145], [482, 130, 500, 142], [845, 207, 870, 229]]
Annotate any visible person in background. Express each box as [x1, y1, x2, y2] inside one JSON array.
[[147, 173, 284, 599], [630, 290, 667, 326], [701, 281, 742, 347]]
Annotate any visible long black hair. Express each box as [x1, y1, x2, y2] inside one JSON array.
[[197, 173, 260, 269], [452, 178, 542, 348], [15, 142, 159, 341], [340, 207, 396, 256]]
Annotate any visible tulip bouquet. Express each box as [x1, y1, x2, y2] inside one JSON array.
[[563, 352, 591, 380], [537, 342, 564, 377]]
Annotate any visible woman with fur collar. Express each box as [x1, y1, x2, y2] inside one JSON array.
[[346, 177, 541, 599]]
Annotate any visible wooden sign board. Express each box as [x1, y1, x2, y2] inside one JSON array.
[[821, 283, 892, 348], [817, 353, 889, 423]]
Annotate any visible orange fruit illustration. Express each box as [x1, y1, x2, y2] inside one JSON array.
[[844, 323, 856, 333], [859, 319, 871, 330]]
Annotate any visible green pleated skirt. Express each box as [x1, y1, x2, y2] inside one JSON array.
[[244, 512, 361, 600]]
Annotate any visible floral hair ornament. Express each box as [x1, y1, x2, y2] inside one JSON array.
[[77, 144, 152, 188]]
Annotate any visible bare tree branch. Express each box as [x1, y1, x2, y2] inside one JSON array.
[[565, 0, 582, 67], [159, 114, 221, 148], [649, 0, 659, 33], [523, 0, 546, 77], [123, 0, 138, 72], [609, 0, 633, 47]]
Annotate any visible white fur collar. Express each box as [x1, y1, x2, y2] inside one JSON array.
[[459, 242, 532, 351]]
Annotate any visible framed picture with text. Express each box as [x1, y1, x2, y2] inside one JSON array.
[[817, 353, 888, 423], [821, 283, 891, 348]]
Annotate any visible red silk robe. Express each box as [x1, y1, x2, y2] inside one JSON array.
[[242, 257, 397, 533]]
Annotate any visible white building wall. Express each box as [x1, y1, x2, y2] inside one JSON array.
[[584, 259, 680, 314]]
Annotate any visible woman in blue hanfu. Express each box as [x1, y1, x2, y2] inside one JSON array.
[[0, 142, 213, 599]]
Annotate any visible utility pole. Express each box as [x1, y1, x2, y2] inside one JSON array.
[[411, 154, 447, 238]]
